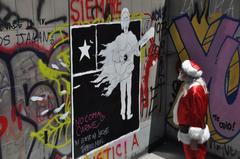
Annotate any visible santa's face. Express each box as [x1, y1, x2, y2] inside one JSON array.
[[178, 69, 187, 81]]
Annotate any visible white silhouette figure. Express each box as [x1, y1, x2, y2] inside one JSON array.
[[116, 8, 140, 120], [92, 8, 154, 120]]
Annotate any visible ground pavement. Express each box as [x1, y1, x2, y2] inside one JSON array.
[[137, 139, 222, 159]]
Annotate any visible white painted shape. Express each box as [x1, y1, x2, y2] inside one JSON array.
[[40, 109, 49, 116], [60, 90, 67, 95], [78, 40, 91, 61], [51, 64, 59, 69], [60, 111, 69, 120], [73, 69, 101, 77], [73, 85, 81, 89], [59, 61, 67, 68], [91, 17, 141, 121], [30, 96, 44, 101], [139, 27, 155, 48], [54, 103, 65, 113]]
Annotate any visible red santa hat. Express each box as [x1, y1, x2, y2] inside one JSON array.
[[181, 60, 203, 78]]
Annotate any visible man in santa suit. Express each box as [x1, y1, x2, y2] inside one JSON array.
[[173, 60, 210, 159]]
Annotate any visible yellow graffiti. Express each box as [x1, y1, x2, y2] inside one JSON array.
[[83, 146, 109, 159], [56, 48, 71, 72], [191, 6, 209, 43], [140, 45, 147, 61], [227, 52, 240, 95], [38, 59, 69, 95], [30, 114, 71, 149], [34, 58, 71, 148], [48, 23, 69, 49], [168, 0, 239, 144], [169, 24, 189, 61], [34, 39, 71, 148]]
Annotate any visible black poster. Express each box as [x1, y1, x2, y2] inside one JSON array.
[[71, 20, 140, 158]]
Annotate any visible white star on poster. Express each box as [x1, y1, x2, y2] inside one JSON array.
[[78, 40, 91, 61]]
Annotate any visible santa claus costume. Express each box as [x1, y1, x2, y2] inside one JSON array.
[[173, 60, 210, 159]]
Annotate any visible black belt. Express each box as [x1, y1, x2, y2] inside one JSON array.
[[179, 125, 206, 134], [179, 125, 189, 134]]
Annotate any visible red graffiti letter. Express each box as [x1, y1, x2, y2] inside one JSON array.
[[116, 0, 121, 14], [86, 0, 93, 20], [70, 0, 80, 22], [124, 141, 127, 159], [112, 146, 115, 159], [97, 151, 103, 159], [0, 116, 8, 137], [132, 133, 139, 150], [116, 143, 122, 157], [95, 0, 105, 18], [107, 0, 121, 15], [103, 147, 111, 159]]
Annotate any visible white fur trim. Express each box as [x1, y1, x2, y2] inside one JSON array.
[[196, 70, 203, 78], [178, 125, 210, 144], [189, 127, 204, 140], [182, 60, 202, 78], [189, 125, 210, 144], [200, 125, 210, 143], [173, 82, 192, 125], [195, 78, 208, 94], [188, 78, 208, 94], [178, 131, 191, 144], [173, 87, 185, 125]]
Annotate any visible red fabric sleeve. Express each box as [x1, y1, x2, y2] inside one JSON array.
[[188, 86, 208, 128]]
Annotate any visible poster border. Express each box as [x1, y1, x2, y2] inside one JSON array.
[[70, 19, 142, 158]]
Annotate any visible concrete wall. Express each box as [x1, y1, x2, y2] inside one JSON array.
[[165, 0, 240, 159], [0, 0, 165, 158]]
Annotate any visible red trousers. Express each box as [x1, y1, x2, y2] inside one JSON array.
[[183, 143, 206, 159]]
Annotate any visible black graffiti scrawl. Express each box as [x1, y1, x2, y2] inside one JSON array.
[[71, 8, 142, 158]]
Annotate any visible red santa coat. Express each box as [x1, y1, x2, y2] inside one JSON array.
[[178, 85, 208, 128], [173, 78, 210, 144]]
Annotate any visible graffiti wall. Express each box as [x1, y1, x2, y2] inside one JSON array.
[[166, 0, 240, 159], [0, 0, 165, 158]]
